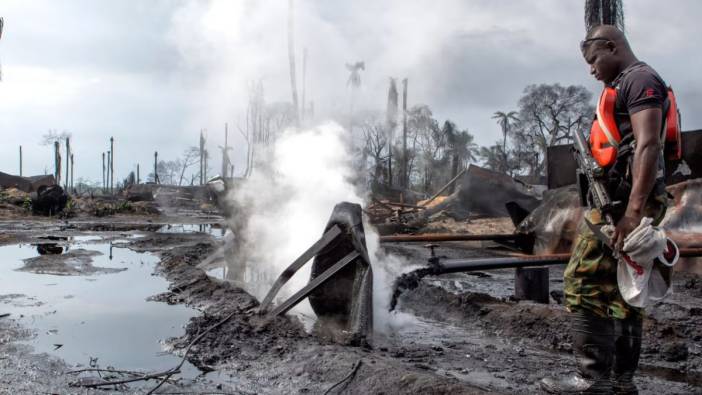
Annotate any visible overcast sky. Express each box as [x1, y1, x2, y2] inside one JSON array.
[[0, 0, 700, 183]]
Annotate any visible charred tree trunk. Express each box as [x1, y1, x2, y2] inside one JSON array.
[[54, 141, 61, 186], [109, 137, 114, 194], [221, 124, 228, 179], [107, 151, 111, 192], [200, 130, 205, 185], [65, 137, 70, 190], [70, 153, 74, 192], [401, 78, 408, 188], [301, 47, 307, 123], [102, 152, 106, 191], [386, 78, 398, 187], [287, 0, 300, 126], [154, 151, 159, 184]]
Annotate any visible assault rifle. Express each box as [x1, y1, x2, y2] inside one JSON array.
[[570, 128, 644, 268], [571, 128, 622, 227]]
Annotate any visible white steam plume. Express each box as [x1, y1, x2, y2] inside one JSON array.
[[226, 122, 413, 333]]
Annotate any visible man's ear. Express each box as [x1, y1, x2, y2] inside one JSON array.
[[607, 41, 617, 54]]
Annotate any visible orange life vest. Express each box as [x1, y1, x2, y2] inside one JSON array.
[[589, 86, 682, 168]]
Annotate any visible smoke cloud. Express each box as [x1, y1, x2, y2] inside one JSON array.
[[225, 121, 415, 333]]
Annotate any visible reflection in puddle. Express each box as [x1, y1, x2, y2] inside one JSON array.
[[36, 243, 64, 255], [158, 223, 225, 238], [0, 240, 200, 376], [203, 237, 317, 331]]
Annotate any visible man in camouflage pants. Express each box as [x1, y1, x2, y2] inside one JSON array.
[[541, 25, 671, 394]]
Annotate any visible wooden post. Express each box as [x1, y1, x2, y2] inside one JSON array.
[[199, 130, 205, 185], [385, 78, 398, 187], [154, 151, 159, 184], [200, 129, 207, 185], [222, 124, 227, 178], [107, 151, 111, 192], [70, 153, 74, 192], [301, 47, 307, 123], [109, 137, 114, 194], [204, 147, 208, 182], [65, 137, 70, 190], [287, 0, 300, 126], [19, 146, 22, 177], [514, 267, 550, 304], [401, 78, 408, 188], [102, 152, 106, 192], [54, 141, 61, 186]]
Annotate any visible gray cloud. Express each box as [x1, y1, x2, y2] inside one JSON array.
[[0, 0, 699, 181]]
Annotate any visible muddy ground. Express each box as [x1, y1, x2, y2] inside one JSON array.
[[0, 210, 700, 394]]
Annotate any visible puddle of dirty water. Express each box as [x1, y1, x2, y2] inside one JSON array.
[[0, 239, 202, 377], [158, 223, 225, 238], [205, 259, 318, 331]]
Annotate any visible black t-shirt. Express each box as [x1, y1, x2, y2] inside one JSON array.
[[612, 61, 668, 138], [609, 61, 668, 194]]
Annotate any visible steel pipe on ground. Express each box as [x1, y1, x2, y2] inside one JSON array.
[[434, 247, 702, 275], [380, 233, 519, 243]]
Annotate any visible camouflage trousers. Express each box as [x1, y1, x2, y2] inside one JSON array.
[[564, 200, 667, 320]]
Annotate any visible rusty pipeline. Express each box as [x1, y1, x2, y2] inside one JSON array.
[[431, 247, 702, 275], [379, 233, 520, 243]]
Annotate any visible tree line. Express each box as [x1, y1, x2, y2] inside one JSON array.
[[37, 82, 593, 193], [357, 82, 595, 194]]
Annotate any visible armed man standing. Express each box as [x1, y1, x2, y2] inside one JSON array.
[[541, 25, 681, 394]]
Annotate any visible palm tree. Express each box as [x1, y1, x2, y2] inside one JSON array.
[[479, 144, 512, 174], [492, 111, 519, 175], [346, 62, 365, 89], [443, 121, 479, 190], [345, 61, 365, 138], [492, 111, 519, 152]]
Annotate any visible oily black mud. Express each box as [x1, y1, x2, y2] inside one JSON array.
[[395, 271, 702, 389], [146, 235, 494, 394], [2, 215, 700, 394]]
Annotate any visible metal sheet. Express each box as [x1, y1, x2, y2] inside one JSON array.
[[547, 130, 702, 189]]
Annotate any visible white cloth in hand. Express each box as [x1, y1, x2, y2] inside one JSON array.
[[617, 217, 677, 308]]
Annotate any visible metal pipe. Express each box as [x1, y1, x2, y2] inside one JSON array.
[[680, 247, 702, 257], [436, 254, 568, 274], [434, 247, 702, 275], [380, 233, 519, 243]]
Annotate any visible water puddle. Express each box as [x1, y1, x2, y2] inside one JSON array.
[[0, 238, 201, 376], [157, 223, 225, 239]]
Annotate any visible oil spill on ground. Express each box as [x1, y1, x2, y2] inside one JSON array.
[[0, 238, 202, 377]]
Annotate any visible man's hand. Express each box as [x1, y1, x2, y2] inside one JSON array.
[[615, 107, 662, 251], [613, 210, 642, 251]]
